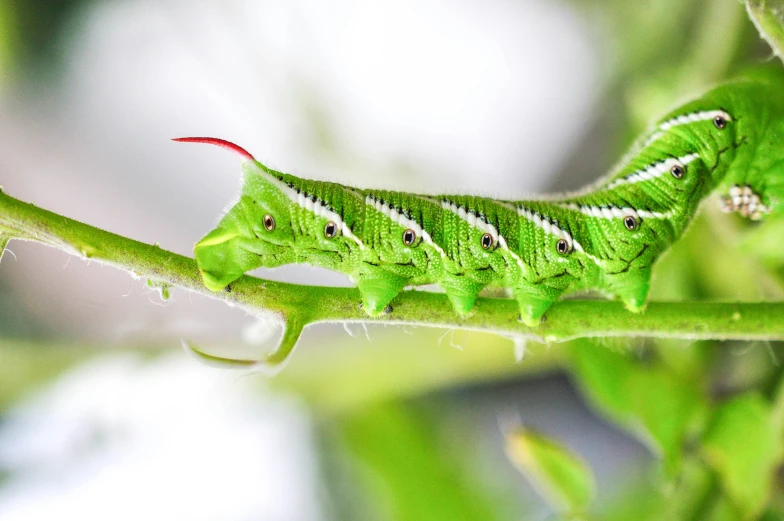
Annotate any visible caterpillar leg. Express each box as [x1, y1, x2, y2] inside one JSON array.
[[356, 265, 408, 316], [609, 267, 652, 313], [445, 289, 480, 316], [513, 290, 554, 328], [439, 276, 484, 316]]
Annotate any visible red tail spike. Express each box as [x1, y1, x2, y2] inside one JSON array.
[[172, 137, 255, 161]]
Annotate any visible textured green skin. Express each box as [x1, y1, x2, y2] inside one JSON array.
[[717, 68, 784, 213], [194, 68, 784, 327]]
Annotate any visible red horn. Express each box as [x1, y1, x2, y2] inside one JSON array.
[[172, 137, 255, 161]]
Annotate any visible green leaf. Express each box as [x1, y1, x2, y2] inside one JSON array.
[[593, 458, 712, 521], [566, 341, 706, 474], [746, 0, 784, 65], [741, 214, 784, 262], [329, 402, 507, 521], [506, 427, 596, 515], [273, 331, 560, 413], [704, 496, 745, 521], [701, 392, 784, 518]]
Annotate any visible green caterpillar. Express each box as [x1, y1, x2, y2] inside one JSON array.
[[179, 67, 784, 328]]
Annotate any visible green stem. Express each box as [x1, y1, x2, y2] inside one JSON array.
[[2, 189, 784, 369], [747, 0, 784, 65]]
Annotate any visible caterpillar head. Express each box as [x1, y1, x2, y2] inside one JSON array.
[[177, 138, 298, 291], [239, 161, 298, 246]]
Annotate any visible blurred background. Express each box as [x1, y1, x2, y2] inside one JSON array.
[[1, 0, 783, 519]]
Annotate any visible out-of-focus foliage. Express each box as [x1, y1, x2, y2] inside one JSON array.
[[701, 392, 784, 518], [0, 341, 93, 410], [323, 402, 509, 521], [0, 0, 82, 81], [506, 427, 596, 516], [566, 341, 708, 476], [747, 0, 784, 65], [0, 1, 16, 87]]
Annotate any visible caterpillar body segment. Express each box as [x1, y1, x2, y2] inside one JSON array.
[[716, 71, 784, 219], [184, 68, 784, 326]]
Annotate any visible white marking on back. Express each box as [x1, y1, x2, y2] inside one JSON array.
[[365, 195, 446, 258], [606, 153, 700, 189], [516, 207, 586, 255], [643, 109, 731, 147], [246, 162, 365, 249], [658, 110, 731, 131], [558, 202, 671, 220], [440, 200, 527, 272]]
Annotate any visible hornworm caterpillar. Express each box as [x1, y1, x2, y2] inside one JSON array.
[[179, 67, 784, 328]]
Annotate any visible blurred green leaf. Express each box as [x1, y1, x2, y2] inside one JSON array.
[[594, 458, 715, 521], [0, 340, 95, 410], [701, 393, 784, 518], [746, 0, 784, 65], [740, 215, 784, 263], [0, 1, 17, 84], [506, 427, 596, 515], [704, 496, 746, 521], [329, 402, 507, 521], [273, 329, 562, 412], [740, 215, 784, 288], [566, 342, 707, 474]]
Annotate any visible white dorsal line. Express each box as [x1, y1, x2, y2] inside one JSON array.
[[365, 194, 447, 258], [247, 162, 365, 249], [606, 153, 700, 189], [558, 203, 671, 220], [515, 206, 583, 253], [643, 109, 731, 147], [658, 109, 731, 131], [440, 200, 526, 272]]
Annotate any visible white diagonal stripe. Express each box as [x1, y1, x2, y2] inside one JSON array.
[[643, 109, 731, 147], [441, 200, 526, 272], [658, 110, 731, 131], [365, 195, 446, 258], [606, 153, 700, 189], [558, 202, 671, 220], [247, 162, 365, 249], [516, 206, 585, 255]]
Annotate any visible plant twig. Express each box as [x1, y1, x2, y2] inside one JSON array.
[[747, 0, 784, 65], [2, 189, 784, 373]]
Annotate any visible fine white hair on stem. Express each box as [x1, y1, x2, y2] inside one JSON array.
[[342, 322, 358, 338], [513, 336, 528, 362], [361, 323, 371, 341]]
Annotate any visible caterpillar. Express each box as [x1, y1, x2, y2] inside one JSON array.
[[179, 67, 784, 328]]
